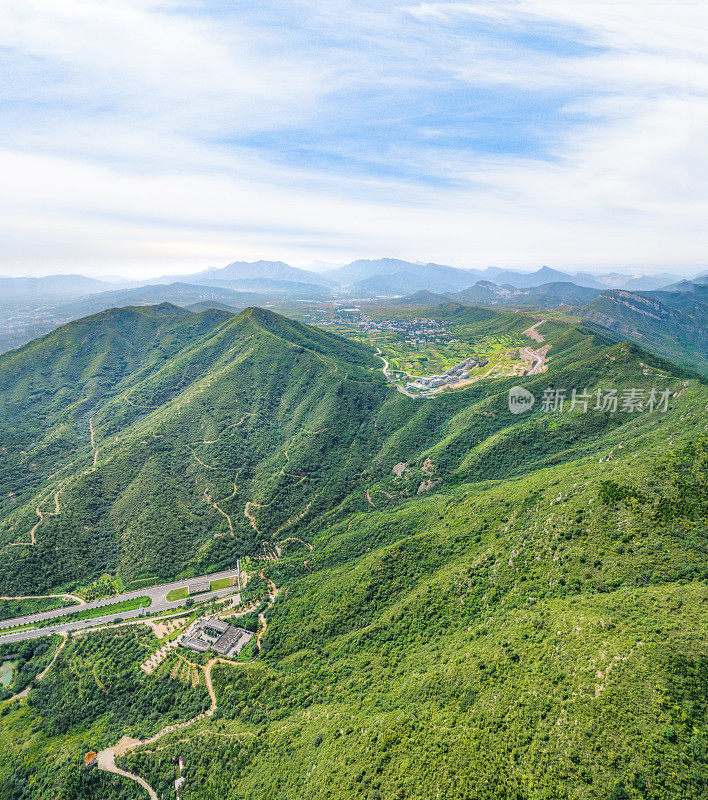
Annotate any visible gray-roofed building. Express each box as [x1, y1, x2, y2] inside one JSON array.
[[180, 636, 210, 652], [212, 626, 252, 657], [180, 617, 253, 657], [188, 579, 210, 595]]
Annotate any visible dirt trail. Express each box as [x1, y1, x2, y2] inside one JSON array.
[[275, 496, 316, 536], [97, 571, 282, 797], [274, 437, 311, 485], [190, 414, 253, 447], [205, 485, 237, 536], [0, 593, 83, 604], [98, 653, 225, 798], [89, 417, 100, 469], [244, 502, 262, 535], [255, 570, 280, 649], [123, 394, 158, 410], [278, 449, 307, 485], [7, 633, 67, 701], [277, 537, 313, 551], [193, 453, 217, 470], [97, 749, 157, 800], [366, 488, 376, 508], [10, 488, 63, 547]]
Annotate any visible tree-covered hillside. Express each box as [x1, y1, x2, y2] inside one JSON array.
[[0, 304, 705, 799], [0, 305, 385, 591], [581, 290, 708, 377]]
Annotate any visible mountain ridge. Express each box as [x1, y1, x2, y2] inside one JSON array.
[[0, 302, 706, 799]]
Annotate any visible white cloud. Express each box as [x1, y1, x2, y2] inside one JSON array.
[[0, 0, 706, 275]]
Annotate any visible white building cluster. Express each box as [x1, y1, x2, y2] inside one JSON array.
[[406, 357, 488, 391]]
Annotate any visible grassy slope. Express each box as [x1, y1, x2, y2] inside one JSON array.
[[121, 397, 707, 800], [0, 305, 705, 799], [0, 305, 387, 590]]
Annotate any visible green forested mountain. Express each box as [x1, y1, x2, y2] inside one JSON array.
[[581, 289, 708, 377], [0, 304, 384, 591], [0, 304, 706, 800]]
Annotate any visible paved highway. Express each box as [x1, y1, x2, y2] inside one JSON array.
[[521, 346, 545, 375], [375, 349, 433, 399], [0, 568, 242, 642]]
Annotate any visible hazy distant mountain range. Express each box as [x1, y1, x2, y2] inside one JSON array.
[[1, 259, 705, 366], [1, 258, 701, 302], [0, 273, 113, 299]]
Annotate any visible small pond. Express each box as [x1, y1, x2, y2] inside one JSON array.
[[0, 660, 15, 688]]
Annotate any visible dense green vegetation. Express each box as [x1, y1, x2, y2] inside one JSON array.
[[117, 433, 707, 800], [0, 596, 75, 622], [582, 290, 708, 377], [0, 305, 384, 591], [29, 628, 209, 736], [0, 302, 705, 799], [0, 627, 209, 798], [0, 636, 61, 699]]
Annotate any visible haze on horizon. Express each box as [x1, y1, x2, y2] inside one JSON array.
[[2, 1, 707, 278]]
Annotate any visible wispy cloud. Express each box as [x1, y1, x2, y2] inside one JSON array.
[[0, 0, 706, 274]]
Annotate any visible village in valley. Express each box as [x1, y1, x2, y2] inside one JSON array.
[[308, 305, 540, 396], [403, 356, 489, 394]]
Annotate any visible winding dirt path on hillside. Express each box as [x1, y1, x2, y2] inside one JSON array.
[[255, 570, 280, 650], [205, 484, 237, 536], [9, 488, 63, 547], [193, 453, 217, 470], [97, 749, 157, 800], [98, 571, 282, 798], [89, 417, 101, 470], [46, 457, 81, 482], [277, 537, 313, 551], [123, 395, 153, 409], [97, 654, 227, 797], [244, 502, 262, 535], [278, 449, 307, 485], [190, 413, 254, 447], [366, 488, 376, 508], [7, 633, 68, 701], [275, 495, 317, 536]]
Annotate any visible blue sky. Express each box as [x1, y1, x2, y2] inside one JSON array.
[[0, 0, 706, 276]]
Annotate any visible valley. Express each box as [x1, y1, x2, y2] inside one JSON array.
[[3, 0, 708, 795], [319, 304, 551, 395], [0, 301, 705, 799]]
